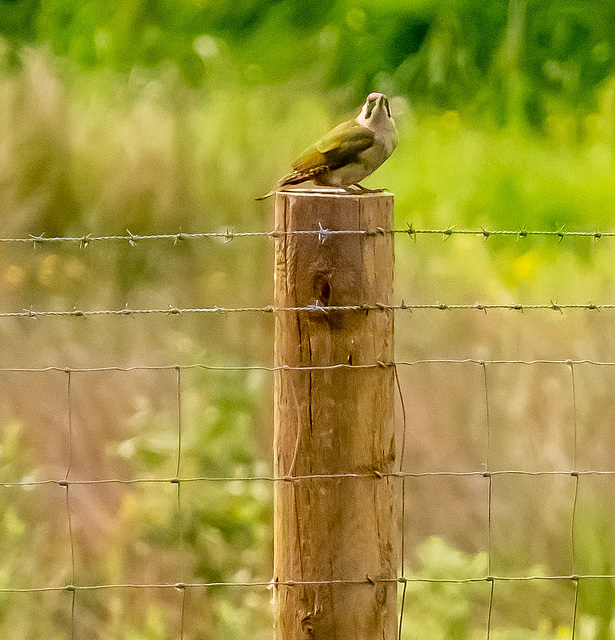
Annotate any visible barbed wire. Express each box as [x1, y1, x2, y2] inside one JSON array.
[[401, 226, 614, 240], [1, 225, 614, 247], [3, 301, 615, 319]]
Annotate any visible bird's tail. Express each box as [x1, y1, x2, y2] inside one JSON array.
[[255, 171, 311, 201], [255, 189, 277, 201]]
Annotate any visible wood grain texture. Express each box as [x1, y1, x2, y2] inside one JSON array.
[[273, 190, 398, 640]]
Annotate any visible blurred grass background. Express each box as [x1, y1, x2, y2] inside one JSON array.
[[3, 0, 615, 638]]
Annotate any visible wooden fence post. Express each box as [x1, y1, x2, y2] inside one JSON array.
[[273, 189, 398, 640]]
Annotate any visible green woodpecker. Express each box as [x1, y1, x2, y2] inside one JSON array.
[[257, 92, 397, 200]]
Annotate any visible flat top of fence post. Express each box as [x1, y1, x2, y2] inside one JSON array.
[[275, 187, 394, 199]]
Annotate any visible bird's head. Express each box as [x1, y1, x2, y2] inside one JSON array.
[[356, 92, 393, 128]]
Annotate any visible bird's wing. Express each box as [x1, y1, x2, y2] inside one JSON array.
[[292, 122, 375, 174]]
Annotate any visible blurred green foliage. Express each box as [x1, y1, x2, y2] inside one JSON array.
[[3, 0, 615, 120], [399, 537, 615, 640]]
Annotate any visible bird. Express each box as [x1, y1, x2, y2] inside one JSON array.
[[256, 92, 397, 200]]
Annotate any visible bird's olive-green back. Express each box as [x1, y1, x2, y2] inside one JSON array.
[[292, 121, 375, 174]]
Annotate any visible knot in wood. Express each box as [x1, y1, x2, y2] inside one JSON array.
[[301, 613, 315, 638], [312, 271, 332, 307]]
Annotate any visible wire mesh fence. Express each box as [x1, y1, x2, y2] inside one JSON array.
[[1, 224, 615, 638]]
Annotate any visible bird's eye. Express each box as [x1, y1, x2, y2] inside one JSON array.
[[384, 98, 391, 118], [366, 98, 377, 118]]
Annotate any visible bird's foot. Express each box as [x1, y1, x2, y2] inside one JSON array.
[[346, 184, 387, 195]]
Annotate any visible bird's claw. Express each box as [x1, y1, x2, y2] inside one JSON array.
[[346, 184, 387, 195]]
